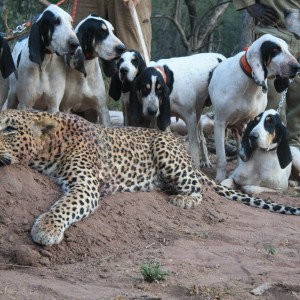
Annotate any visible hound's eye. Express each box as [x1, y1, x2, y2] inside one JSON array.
[[265, 116, 272, 123], [141, 86, 148, 93], [3, 126, 17, 133], [273, 47, 281, 53], [53, 18, 61, 26], [132, 57, 136, 61]]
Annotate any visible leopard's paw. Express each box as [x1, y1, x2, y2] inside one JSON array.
[[31, 213, 65, 246], [168, 195, 202, 209]]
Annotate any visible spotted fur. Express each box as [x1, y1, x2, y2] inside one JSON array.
[[0, 110, 299, 246]]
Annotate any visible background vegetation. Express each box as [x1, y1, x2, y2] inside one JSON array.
[[0, 0, 252, 58]]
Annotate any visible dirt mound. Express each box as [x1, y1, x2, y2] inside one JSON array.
[[1, 161, 300, 299], [0, 164, 224, 267]]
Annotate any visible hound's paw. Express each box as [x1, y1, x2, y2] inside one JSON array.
[[168, 195, 202, 209], [31, 213, 64, 246], [199, 159, 212, 168]]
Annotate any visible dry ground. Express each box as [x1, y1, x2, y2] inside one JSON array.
[[0, 113, 300, 300]]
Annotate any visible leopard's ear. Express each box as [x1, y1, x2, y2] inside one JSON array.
[[32, 117, 58, 137]]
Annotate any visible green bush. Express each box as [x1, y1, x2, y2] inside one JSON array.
[[140, 262, 169, 283]]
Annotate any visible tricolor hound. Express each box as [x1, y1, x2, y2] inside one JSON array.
[[60, 14, 125, 125], [221, 109, 292, 194], [7, 5, 80, 112], [109, 49, 147, 126], [129, 53, 226, 168]]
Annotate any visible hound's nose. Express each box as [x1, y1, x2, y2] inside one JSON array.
[[115, 44, 126, 55], [120, 67, 129, 75], [147, 107, 158, 116], [289, 63, 300, 78], [68, 40, 80, 53]]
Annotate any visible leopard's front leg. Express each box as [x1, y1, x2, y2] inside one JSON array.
[[31, 168, 100, 246]]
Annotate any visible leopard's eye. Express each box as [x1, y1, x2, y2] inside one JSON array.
[[3, 126, 17, 133]]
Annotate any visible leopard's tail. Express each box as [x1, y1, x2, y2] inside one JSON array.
[[198, 171, 300, 215]]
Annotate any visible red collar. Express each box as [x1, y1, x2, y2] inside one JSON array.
[[239, 51, 253, 79], [155, 66, 167, 84]]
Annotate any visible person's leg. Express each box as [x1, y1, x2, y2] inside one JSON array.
[[72, 0, 111, 26], [286, 77, 300, 147], [105, 0, 152, 58], [73, 0, 99, 26]]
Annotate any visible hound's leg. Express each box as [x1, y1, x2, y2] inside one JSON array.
[[197, 117, 211, 168], [214, 118, 228, 182], [7, 90, 19, 109], [185, 112, 201, 168], [241, 185, 283, 195], [98, 104, 111, 126]]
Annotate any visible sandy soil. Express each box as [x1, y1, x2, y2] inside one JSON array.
[[0, 115, 300, 300]]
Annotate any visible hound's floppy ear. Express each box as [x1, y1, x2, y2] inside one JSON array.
[[66, 46, 87, 77], [157, 65, 172, 131], [109, 74, 122, 100], [239, 119, 258, 162], [129, 76, 143, 124], [274, 76, 290, 93], [157, 84, 171, 131], [163, 65, 174, 94], [277, 125, 292, 169], [135, 50, 147, 74], [100, 59, 118, 77], [28, 18, 44, 66], [0, 37, 16, 79], [76, 23, 95, 59], [247, 43, 270, 93]]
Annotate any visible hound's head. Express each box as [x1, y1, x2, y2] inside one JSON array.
[[109, 50, 146, 100], [246, 34, 300, 93], [76, 14, 125, 61], [130, 66, 174, 130], [117, 50, 146, 82], [284, 8, 300, 40], [29, 5, 80, 66], [0, 36, 15, 79], [239, 109, 292, 169]]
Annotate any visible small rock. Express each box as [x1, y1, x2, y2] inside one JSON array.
[[22, 218, 29, 225], [39, 257, 50, 266], [8, 235, 14, 242], [15, 245, 41, 266], [39, 249, 53, 258], [1, 217, 11, 225]]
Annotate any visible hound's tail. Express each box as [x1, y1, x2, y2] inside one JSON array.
[[198, 171, 300, 215]]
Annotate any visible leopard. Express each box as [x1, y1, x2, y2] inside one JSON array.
[[0, 109, 299, 246]]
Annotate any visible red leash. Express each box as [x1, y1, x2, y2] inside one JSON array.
[[71, 0, 78, 24]]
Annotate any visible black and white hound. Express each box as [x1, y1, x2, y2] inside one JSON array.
[[0, 36, 15, 110], [60, 14, 125, 125], [221, 109, 292, 194], [7, 4, 80, 112], [109, 50, 147, 126], [209, 34, 300, 182], [129, 53, 226, 168]]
